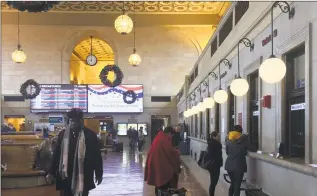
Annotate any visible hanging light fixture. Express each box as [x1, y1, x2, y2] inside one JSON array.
[[197, 102, 205, 112], [192, 105, 199, 115], [184, 110, 189, 118], [114, 1, 133, 35], [12, 11, 26, 63], [213, 59, 231, 104], [230, 38, 254, 96], [129, 2, 141, 66], [202, 73, 217, 109], [259, 1, 295, 83]]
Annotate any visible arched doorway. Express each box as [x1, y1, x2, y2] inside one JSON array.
[[69, 36, 115, 85], [69, 37, 115, 133]]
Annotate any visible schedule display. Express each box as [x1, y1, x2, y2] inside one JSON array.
[[31, 84, 87, 113]]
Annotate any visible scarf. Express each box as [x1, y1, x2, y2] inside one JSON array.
[[59, 125, 86, 196]]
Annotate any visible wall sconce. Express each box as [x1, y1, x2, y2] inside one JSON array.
[[230, 38, 254, 96], [213, 59, 231, 104], [259, 1, 295, 84]]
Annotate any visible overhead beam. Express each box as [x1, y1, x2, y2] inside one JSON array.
[[2, 12, 220, 26]]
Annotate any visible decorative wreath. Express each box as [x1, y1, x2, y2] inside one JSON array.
[[99, 65, 124, 87], [123, 90, 137, 104], [20, 79, 41, 99], [6, 1, 59, 12]]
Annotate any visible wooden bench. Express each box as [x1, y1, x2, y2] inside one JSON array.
[[223, 174, 269, 196]]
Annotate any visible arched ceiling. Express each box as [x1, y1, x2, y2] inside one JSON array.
[[73, 37, 114, 61]]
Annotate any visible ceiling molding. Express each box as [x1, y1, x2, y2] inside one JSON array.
[[2, 1, 229, 14], [2, 11, 221, 26]]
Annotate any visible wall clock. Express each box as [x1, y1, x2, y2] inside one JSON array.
[[86, 36, 98, 66]]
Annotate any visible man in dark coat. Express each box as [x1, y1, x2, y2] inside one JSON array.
[[47, 108, 103, 196], [225, 125, 248, 196]]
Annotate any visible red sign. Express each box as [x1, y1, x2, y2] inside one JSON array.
[[262, 29, 278, 46], [238, 113, 242, 126]]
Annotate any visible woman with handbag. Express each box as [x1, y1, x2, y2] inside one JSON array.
[[207, 131, 223, 196]]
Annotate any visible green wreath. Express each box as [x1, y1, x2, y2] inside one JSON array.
[[123, 90, 137, 104], [99, 65, 124, 87], [20, 79, 41, 99], [6, 1, 59, 12]]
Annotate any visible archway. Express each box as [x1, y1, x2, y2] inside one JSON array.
[[69, 36, 115, 132], [69, 36, 115, 84]]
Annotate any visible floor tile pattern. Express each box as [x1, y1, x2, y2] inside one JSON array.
[[2, 149, 208, 196]]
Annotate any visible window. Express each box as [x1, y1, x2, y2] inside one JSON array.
[[206, 108, 210, 138], [210, 37, 218, 58], [194, 114, 198, 138], [151, 96, 171, 102], [235, 1, 249, 25], [200, 112, 203, 139], [195, 66, 199, 78], [248, 71, 259, 151], [215, 103, 220, 133], [227, 87, 235, 131], [284, 44, 305, 158], [219, 12, 233, 46]]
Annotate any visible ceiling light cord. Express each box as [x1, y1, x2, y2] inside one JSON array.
[[17, 11, 20, 49], [90, 36, 93, 55], [133, 2, 136, 53]]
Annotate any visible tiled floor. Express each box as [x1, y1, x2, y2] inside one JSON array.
[[2, 149, 208, 196]]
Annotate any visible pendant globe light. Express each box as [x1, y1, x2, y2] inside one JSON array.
[[230, 38, 253, 96], [213, 59, 231, 104], [259, 1, 295, 83], [202, 73, 217, 109], [114, 1, 133, 35], [128, 3, 141, 66], [191, 105, 199, 115], [12, 11, 26, 63], [197, 102, 205, 112]]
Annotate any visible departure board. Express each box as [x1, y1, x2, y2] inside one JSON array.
[[30, 84, 87, 113]]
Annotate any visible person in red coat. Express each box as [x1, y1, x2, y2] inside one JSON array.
[[144, 126, 181, 196]]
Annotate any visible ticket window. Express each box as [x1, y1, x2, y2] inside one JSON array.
[[4, 116, 25, 132], [285, 44, 305, 158]]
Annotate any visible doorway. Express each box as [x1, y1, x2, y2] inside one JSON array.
[[150, 115, 171, 143]]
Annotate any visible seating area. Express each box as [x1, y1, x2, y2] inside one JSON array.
[[1, 132, 47, 189]]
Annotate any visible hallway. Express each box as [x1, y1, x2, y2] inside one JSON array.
[[1, 149, 208, 196]]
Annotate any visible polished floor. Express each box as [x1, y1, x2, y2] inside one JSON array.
[[2, 148, 208, 196]]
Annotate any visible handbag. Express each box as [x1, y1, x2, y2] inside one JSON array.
[[197, 150, 214, 170]]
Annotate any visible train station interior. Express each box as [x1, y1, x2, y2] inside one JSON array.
[[1, 1, 317, 196]]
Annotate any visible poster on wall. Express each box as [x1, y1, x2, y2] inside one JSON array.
[[87, 84, 144, 113]]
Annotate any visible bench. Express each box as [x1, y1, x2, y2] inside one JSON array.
[[223, 174, 268, 196]]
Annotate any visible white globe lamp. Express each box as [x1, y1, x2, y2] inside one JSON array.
[[259, 55, 286, 84], [183, 110, 188, 118], [12, 47, 26, 63], [187, 109, 192, 117], [192, 106, 199, 115], [203, 97, 215, 109], [230, 77, 250, 96], [214, 89, 228, 104], [197, 102, 205, 112], [128, 51, 141, 66], [114, 14, 133, 35]]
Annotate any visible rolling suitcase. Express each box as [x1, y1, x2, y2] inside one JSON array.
[[115, 142, 123, 152]]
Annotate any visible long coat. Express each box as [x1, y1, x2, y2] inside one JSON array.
[[144, 131, 180, 188], [225, 135, 248, 173], [50, 127, 103, 191]]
